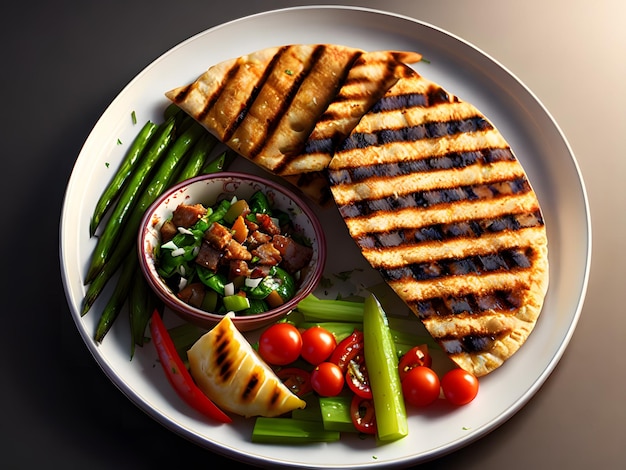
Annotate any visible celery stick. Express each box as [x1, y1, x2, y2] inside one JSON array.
[[319, 396, 357, 433], [251, 417, 340, 444], [296, 294, 364, 323], [291, 394, 322, 422], [297, 321, 363, 343], [363, 294, 408, 442]]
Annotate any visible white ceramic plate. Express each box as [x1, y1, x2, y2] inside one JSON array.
[[60, 6, 591, 468]]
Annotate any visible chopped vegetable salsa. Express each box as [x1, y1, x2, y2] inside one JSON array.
[[155, 190, 313, 315]]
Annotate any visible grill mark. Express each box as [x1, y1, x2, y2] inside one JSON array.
[[195, 61, 243, 122], [370, 85, 457, 113], [380, 246, 536, 283], [241, 371, 261, 402], [220, 47, 287, 142], [270, 48, 364, 173], [328, 147, 515, 185], [247, 45, 327, 161], [439, 334, 504, 355], [336, 176, 531, 219], [337, 116, 493, 153], [355, 209, 544, 249]]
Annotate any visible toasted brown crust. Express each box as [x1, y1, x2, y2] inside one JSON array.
[[165, 44, 422, 181], [328, 66, 549, 376]]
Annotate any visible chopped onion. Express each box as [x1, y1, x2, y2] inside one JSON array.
[[224, 282, 235, 296], [171, 248, 185, 257], [177, 277, 188, 291], [177, 227, 193, 235], [161, 240, 178, 250], [245, 277, 263, 288]]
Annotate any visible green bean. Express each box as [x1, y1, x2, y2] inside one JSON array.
[[85, 116, 176, 284], [202, 149, 237, 174], [94, 255, 137, 343], [89, 120, 159, 237], [82, 120, 204, 316], [129, 265, 160, 358], [174, 133, 218, 184]]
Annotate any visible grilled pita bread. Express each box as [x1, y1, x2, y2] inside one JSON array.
[[165, 44, 422, 180], [328, 64, 549, 377], [187, 315, 306, 418]]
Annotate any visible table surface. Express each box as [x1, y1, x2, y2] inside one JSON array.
[[3, 1, 624, 468]]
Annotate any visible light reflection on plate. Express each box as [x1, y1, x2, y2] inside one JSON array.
[[59, 6, 590, 468]]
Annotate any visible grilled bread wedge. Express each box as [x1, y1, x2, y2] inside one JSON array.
[[187, 315, 306, 417], [165, 44, 421, 181], [328, 64, 549, 377]]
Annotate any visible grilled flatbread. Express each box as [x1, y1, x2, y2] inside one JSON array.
[[328, 64, 549, 377], [165, 44, 422, 180], [187, 315, 306, 417]]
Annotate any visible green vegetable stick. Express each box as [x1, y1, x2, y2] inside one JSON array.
[[363, 294, 408, 442], [251, 417, 340, 444], [89, 120, 158, 237], [85, 116, 176, 284]]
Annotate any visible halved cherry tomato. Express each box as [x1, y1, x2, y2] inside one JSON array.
[[310, 362, 344, 397], [350, 394, 377, 434], [329, 329, 364, 372], [300, 326, 337, 365], [441, 368, 479, 405], [345, 358, 372, 399], [258, 322, 302, 366], [398, 345, 432, 381], [149, 310, 231, 423], [276, 367, 312, 397], [401, 366, 440, 407]]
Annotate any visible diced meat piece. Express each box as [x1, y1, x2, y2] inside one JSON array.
[[252, 242, 282, 266], [204, 222, 232, 250], [172, 203, 207, 228], [250, 265, 271, 278], [223, 239, 252, 261], [229, 260, 251, 278], [244, 218, 259, 231], [246, 230, 272, 249], [195, 241, 221, 271], [256, 213, 281, 235], [177, 282, 206, 308], [160, 219, 178, 243], [272, 235, 313, 273]]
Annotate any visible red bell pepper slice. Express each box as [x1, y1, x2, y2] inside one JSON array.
[[276, 367, 312, 397], [345, 357, 372, 399], [149, 310, 231, 423], [329, 329, 364, 373], [350, 394, 377, 434], [398, 344, 432, 381]]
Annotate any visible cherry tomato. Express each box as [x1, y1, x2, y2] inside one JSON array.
[[329, 329, 364, 372], [345, 358, 372, 399], [401, 366, 441, 407], [258, 322, 302, 366], [398, 345, 432, 381], [350, 394, 377, 434], [441, 368, 479, 405], [276, 367, 312, 396], [310, 362, 345, 397], [300, 326, 337, 365]]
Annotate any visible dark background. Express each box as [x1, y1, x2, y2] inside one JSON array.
[[2, 1, 624, 468]]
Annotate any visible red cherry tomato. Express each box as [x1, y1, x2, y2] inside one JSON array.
[[441, 368, 479, 405], [398, 345, 432, 381], [300, 326, 337, 365], [310, 362, 345, 397], [276, 367, 312, 397], [258, 323, 302, 366], [329, 329, 364, 372], [350, 394, 377, 434], [401, 366, 441, 407], [345, 358, 372, 399]]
